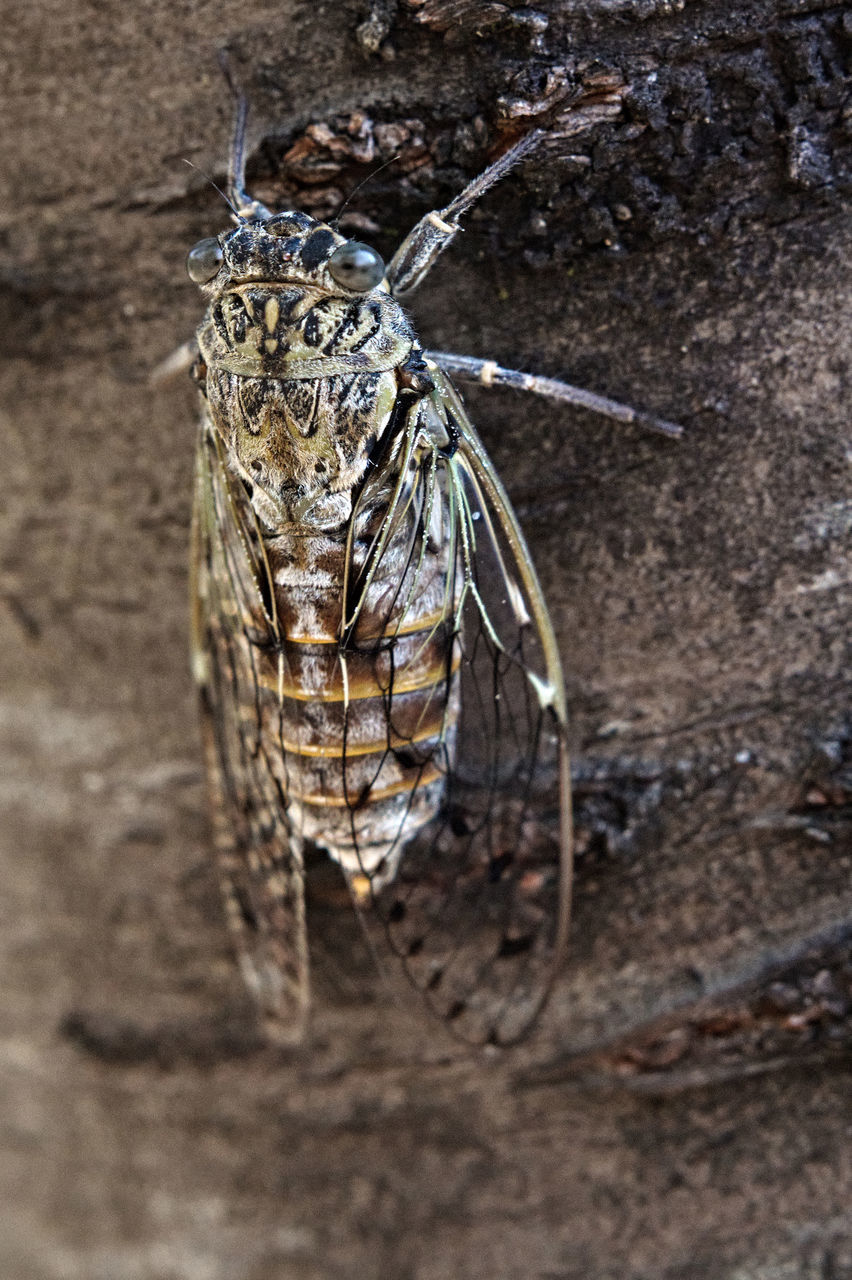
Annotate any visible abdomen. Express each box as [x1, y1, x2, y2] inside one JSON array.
[[256, 501, 459, 883]]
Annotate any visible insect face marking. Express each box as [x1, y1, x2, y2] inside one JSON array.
[[194, 213, 414, 526]]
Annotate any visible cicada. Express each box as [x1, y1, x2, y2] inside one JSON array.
[[185, 102, 679, 1047]]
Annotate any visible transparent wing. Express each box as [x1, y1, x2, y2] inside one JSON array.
[[344, 371, 573, 1046], [191, 418, 310, 1041]]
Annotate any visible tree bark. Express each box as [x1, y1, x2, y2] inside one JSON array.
[[1, 2, 849, 1277]]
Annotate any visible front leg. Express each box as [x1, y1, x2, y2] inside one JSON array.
[[386, 132, 543, 297], [425, 351, 684, 439]]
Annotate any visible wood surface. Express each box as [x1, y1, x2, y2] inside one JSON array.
[[1, 2, 849, 1276]]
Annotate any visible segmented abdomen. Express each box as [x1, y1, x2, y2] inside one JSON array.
[[253, 499, 459, 880]]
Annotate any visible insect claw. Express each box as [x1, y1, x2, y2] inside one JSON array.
[[633, 411, 686, 439]]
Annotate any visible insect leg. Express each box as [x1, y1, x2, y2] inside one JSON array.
[[149, 338, 199, 386], [425, 351, 684, 439], [218, 51, 273, 221], [387, 131, 543, 297]]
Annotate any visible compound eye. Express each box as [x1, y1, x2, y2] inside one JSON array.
[[186, 237, 224, 284], [328, 241, 385, 291]]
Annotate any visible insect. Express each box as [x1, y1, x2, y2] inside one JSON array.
[[186, 99, 681, 1047]]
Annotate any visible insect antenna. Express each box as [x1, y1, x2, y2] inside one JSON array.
[[331, 153, 402, 231], [181, 158, 242, 222]]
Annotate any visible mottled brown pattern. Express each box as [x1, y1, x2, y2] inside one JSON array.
[[193, 212, 462, 883], [197, 240, 415, 524], [189, 157, 570, 1044], [208, 425, 461, 872], [205, 365, 399, 512]]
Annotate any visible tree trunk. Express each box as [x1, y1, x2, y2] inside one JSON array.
[[1, 2, 849, 1276]]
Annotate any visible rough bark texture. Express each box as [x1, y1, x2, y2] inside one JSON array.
[[2, 1, 850, 1277]]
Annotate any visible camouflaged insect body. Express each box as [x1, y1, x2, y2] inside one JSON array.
[[189, 125, 574, 1046], [195, 211, 461, 883]]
